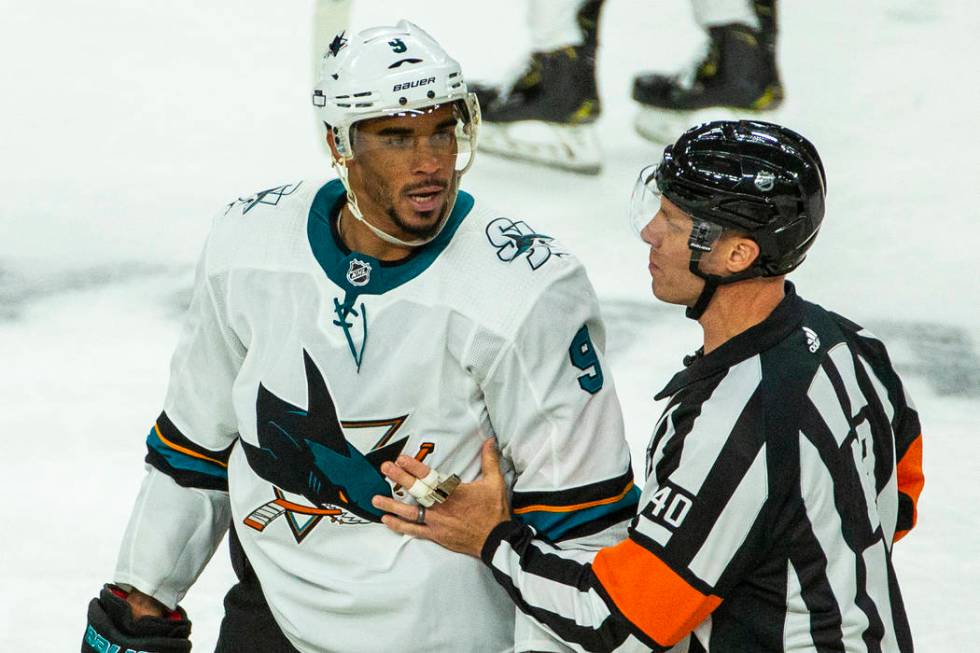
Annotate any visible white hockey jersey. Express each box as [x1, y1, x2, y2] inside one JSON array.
[[114, 179, 640, 653]]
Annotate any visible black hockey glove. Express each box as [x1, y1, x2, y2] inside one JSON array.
[[82, 584, 191, 653]]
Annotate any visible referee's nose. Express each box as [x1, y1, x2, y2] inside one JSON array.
[[641, 209, 666, 248]]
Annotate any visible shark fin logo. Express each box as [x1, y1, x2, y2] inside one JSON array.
[[241, 350, 407, 535], [224, 181, 302, 216], [327, 31, 347, 58]]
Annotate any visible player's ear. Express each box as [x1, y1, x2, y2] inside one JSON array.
[[325, 125, 342, 162]]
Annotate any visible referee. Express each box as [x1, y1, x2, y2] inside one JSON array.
[[375, 121, 925, 652]]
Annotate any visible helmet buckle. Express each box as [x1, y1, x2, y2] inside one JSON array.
[[688, 220, 723, 253]]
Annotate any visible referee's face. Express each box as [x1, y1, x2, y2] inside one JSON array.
[[640, 197, 705, 306]]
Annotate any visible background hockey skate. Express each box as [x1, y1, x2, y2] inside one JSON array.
[[0, 0, 976, 650]]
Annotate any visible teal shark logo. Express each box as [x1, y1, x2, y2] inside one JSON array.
[[241, 350, 406, 525]]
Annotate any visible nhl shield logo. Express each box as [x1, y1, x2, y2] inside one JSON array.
[[346, 258, 372, 287], [754, 170, 776, 192]]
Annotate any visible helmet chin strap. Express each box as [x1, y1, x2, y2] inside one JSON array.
[[684, 232, 762, 321], [685, 248, 721, 320], [332, 159, 458, 248]]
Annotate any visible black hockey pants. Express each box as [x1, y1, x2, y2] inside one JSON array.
[[214, 527, 300, 653]]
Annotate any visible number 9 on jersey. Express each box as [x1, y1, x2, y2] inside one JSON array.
[[569, 325, 604, 394]]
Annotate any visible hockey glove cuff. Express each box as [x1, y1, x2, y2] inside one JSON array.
[[82, 584, 191, 653]]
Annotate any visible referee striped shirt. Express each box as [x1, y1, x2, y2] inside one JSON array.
[[481, 283, 923, 652]]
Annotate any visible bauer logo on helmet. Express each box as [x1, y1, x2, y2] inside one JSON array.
[[392, 77, 436, 92]]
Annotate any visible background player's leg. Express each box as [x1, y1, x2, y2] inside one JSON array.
[[528, 0, 591, 50], [214, 528, 299, 653], [633, 0, 783, 144], [471, 0, 605, 174], [690, 0, 761, 30]]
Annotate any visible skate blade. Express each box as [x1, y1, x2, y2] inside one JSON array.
[[634, 106, 777, 145], [479, 121, 602, 175]]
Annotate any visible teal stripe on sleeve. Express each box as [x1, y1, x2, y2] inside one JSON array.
[[514, 485, 640, 541]]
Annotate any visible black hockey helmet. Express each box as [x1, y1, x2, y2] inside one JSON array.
[[655, 120, 827, 277]]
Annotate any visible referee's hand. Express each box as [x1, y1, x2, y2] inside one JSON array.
[[373, 438, 510, 558]]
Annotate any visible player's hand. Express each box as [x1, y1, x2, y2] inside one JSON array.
[[373, 438, 510, 558]]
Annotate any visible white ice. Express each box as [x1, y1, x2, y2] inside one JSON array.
[[0, 1, 977, 650]]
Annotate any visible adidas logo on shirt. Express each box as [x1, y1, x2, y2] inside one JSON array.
[[803, 326, 820, 353]]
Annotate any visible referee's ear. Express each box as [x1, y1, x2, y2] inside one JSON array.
[[723, 235, 761, 274]]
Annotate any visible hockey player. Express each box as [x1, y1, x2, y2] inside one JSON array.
[[471, 0, 605, 173], [375, 121, 924, 652], [632, 1, 783, 145], [472, 0, 782, 173], [80, 21, 640, 653]]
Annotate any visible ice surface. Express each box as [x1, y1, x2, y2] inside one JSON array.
[[1, 1, 977, 650]]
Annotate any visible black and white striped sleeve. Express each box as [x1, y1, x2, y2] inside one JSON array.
[[480, 357, 771, 652]]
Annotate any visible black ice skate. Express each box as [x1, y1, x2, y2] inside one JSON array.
[[471, 0, 604, 174], [632, 11, 783, 144]]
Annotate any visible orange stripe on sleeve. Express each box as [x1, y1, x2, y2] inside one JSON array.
[[154, 423, 229, 469], [512, 482, 635, 515], [592, 538, 721, 647], [894, 433, 924, 542]]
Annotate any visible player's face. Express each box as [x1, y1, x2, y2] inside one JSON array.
[[347, 104, 460, 241], [639, 197, 707, 306]]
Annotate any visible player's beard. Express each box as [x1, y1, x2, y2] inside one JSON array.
[[360, 168, 455, 241]]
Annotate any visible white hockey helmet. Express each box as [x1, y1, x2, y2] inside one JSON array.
[[312, 21, 480, 247]]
